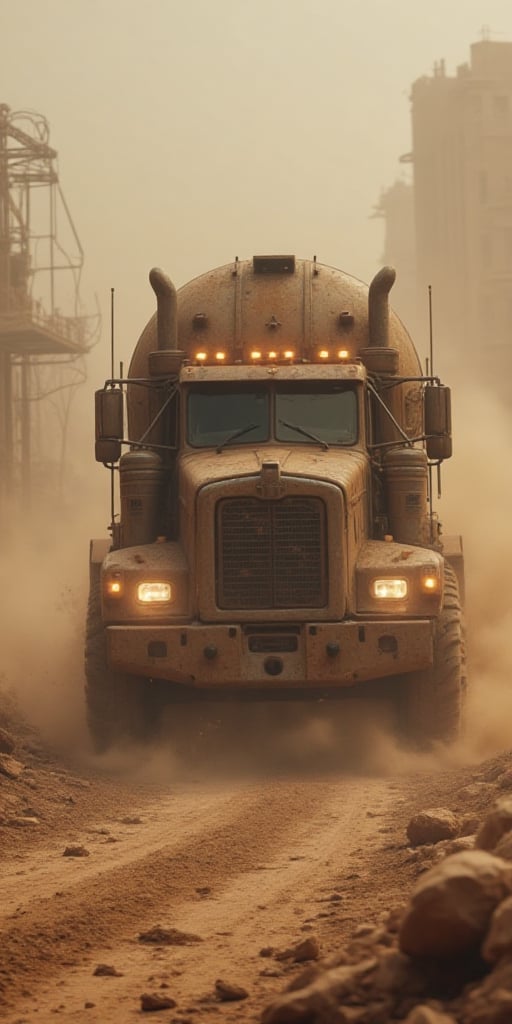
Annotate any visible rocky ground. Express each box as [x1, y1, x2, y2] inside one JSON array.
[[262, 753, 512, 1024], [2, 691, 512, 1023]]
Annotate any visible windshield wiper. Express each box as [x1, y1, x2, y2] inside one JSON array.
[[278, 419, 329, 450], [216, 423, 259, 453]]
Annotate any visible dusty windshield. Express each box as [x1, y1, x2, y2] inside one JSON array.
[[275, 385, 357, 446], [187, 382, 358, 448]]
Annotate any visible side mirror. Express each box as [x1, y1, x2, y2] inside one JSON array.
[[95, 388, 124, 463], [424, 384, 452, 461]]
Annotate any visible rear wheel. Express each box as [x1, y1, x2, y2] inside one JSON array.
[[400, 565, 465, 747], [85, 564, 163, 753]]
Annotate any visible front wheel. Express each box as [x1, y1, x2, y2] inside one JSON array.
[[400, 565, 465, 747], [85, 564, 163, 753]]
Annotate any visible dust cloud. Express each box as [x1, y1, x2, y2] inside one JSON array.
[[441, 380, 512, 760], [0, 478, 104, 755]]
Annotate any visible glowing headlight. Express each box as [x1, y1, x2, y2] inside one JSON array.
[[372, 578, 408, 600], [137, 582, 172, 603]]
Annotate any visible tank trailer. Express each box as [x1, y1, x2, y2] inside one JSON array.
[[87, 256, 464, 751]]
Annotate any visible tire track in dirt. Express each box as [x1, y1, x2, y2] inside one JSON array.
[[0, 778, 348, 1010]]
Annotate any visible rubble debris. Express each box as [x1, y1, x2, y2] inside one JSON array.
[[406, 809, 460, 847], [140, 991, 177, 1011], [215, 979, 249, 1001], [138, 925, 203, 945]]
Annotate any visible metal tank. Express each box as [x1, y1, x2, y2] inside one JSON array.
[[127, 258, 424, 445]]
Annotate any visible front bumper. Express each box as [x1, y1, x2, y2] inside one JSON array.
[[107, 619, 434, 689]]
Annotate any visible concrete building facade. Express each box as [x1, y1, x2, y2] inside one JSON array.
[[411, 40, 512, 377], [379, 40, 512, 383]]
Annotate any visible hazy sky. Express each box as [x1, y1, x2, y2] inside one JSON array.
[[4, 0, 512, 372]]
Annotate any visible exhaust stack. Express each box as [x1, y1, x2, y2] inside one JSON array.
[[368, 266, 396, 348], [149, 267, 178, 351]]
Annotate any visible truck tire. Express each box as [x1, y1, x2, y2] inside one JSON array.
[[85, 564, 162, 753], [401, 565, 465, 747]]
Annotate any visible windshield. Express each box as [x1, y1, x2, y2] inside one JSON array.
[[187, 386, 268, 448], [276, 385, 357, 445], [187, 382, 358, 448]]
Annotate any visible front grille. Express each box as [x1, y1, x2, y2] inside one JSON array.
[[217, 497, 327, 609]]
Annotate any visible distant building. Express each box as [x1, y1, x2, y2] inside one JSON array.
[[380, 40, 512, 383]]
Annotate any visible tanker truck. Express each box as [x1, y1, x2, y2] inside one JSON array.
[[87, 255, 464, 752]]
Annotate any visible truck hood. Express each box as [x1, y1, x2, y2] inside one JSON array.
[[179, 445, 369, 505]]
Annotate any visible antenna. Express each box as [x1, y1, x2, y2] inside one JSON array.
[[428, 284, 434, 378], [110, 287, 115, 379], [427, 284, 434, 542], [110, 287, 116, 536]]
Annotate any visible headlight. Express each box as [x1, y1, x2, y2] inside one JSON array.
[[372, 578, 408, 600], [137, 582, 172, 603]]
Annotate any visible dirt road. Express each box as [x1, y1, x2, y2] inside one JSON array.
[[0, 758, 425, 1024]]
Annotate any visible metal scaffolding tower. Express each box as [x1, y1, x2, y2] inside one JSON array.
[[0, 103, 94, 509]]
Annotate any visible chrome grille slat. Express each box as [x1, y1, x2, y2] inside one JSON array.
[[217, 497, 327, 609]]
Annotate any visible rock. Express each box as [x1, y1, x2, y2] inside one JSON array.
[[461, 959, 512, 1023], [120, 815, 143, 824], [261, 959, 377, 1024], [442, 835, 476, 855], [215, 979, 248, 1001], [138, 925, 203, 945], [275, 937, 320, 962], [403, 1007, 457, 1024], [459, 783, 491, 800], [399, 850, 512, 957], [494, 831, 512, 861], [476, 797, 512, 851], [407, 809, 459, 847], [371, 949, 426, 996], [7, 815, 40, 827], [140, 992, 177, 1011], [0, 753, 24, 779], [63, 844, 90, 857], [0, 726, 16, 754], [498, 768, 512, 790], [353, 923, 376, 937], [93, 963, 123, 976], [460, 814, 481, 836], [482, 893, 512, 962], [479, 764, 505, 783]]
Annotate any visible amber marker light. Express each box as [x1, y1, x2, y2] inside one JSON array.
[[268, 351, 277, 360], [106, 580, 122, 596], [283, 350, 294, 359], [338, 349, 349, 359], [250, 350, 262, 360], [421, 574, 440, 593], [215, 352, 226, 361], [319, 349, 329, 359], [195, 352, 207, 362]]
